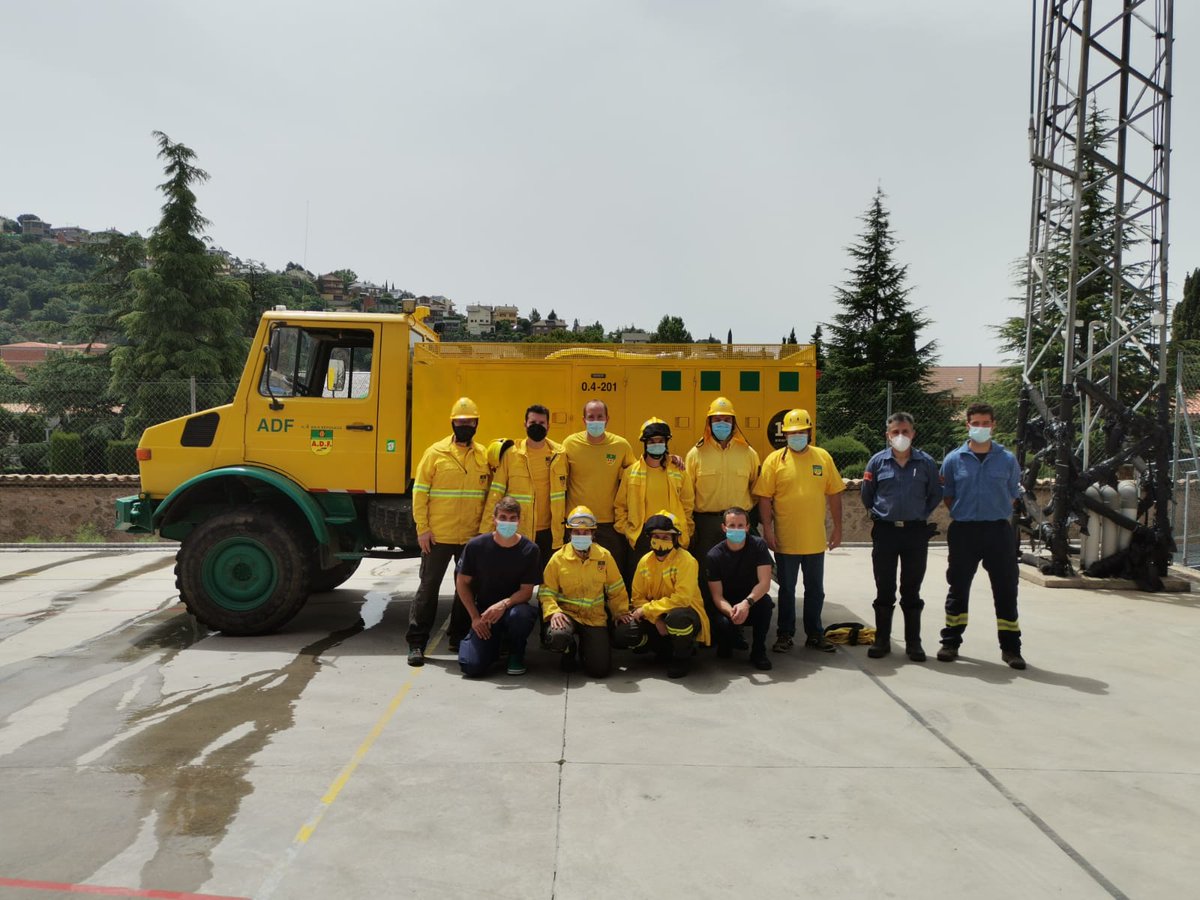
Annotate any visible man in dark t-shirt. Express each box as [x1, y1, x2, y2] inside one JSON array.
[[706, 506, 775, 670], [457, 497, 543, 677]]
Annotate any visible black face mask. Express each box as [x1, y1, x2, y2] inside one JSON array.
[[452, 424, 477, 443], [526, 423, 548, 442]]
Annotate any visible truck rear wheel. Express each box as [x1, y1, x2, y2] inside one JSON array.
[[310, 557, 361, 593], [175, 507, 312, 635]]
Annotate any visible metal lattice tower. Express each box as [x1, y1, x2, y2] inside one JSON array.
[[1018, 0, 1174, 576]]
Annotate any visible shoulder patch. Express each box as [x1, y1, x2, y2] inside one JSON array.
[[863, 469, 874, 481]]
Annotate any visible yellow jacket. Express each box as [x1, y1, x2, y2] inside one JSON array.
[[685, 433, 760, 513], [631, 547, 710, 645], [539, 543, 628, 627], [479, 438, 568, 547], [412, 436, 490, 544], [614, 457, 695, 548]]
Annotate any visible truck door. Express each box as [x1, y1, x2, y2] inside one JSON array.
[[245, 323, 380, 492]]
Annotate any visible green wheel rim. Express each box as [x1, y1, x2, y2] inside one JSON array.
[[201, 537, 279, 612]]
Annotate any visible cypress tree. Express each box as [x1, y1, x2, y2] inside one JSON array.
[[110, 132, 249, 436]]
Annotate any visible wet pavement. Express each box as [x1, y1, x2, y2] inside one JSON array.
[[0, 545, 1198, 899]]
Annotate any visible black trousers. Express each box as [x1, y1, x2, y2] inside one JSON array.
[[547, 618, 615, 678], [619, 608, 702, 660], [691, 512, 726, 606], [594, 522, 628, 587], [941, 520, 1021, 652], [870, 521, 932, 613], [406, 542, 470, 648], [712, 596, 774, 654]]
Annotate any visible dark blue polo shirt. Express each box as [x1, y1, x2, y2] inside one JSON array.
[[861, 447, 942, 522]]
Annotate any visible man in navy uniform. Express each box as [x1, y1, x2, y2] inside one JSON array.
[[861, 412, 942, 662]]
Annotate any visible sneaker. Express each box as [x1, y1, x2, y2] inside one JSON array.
[[771, 635, 794, 653], [731, 629, 749, 651], [506, 652, 527, 676], [1002, 650, 1027, 670], [936, 644, 958, 662], [750, 652, 773, 671], [407, 646, 425, 667], [805, 635, 836, 653], [667, 658, 690, 679]]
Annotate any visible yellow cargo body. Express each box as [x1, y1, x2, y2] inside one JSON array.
[[411, 342, 816, 467]]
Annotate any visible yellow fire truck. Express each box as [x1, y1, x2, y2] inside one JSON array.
[[116, 307, 816, 634]]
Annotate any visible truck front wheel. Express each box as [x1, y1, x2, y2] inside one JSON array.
[[176, 507, 312, 635]]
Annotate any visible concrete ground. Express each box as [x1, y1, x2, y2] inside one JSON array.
[[0, 544, 1197, 900]]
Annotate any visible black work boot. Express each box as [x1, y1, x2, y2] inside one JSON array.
[[903, 607, 926, 662], [867, 607, 893, 659]]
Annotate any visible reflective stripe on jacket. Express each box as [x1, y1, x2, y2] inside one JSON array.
[[479, 438, 568, 547], [539, 543, 628, 628], [412, 436, 490, 544], [614, 457, 695, 548], [630, 547, 710, 645]]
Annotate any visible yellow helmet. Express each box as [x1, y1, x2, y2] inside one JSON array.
[[450, 396, 480, 420], [487, 438, 514, 469], [707, 396, 736, 417], [565, 505, 598, 529], [782, 408, 813, 432]]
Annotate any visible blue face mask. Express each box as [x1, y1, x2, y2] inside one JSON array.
[[725, 527, 747, 544], [570, 534, 593, 553], [968, 426, 992, 444], [787, 433, 809, 452], [711, 421, 733, 441], [646, 442, 667, 457], [496, 521, 519, 539], [586, 421, 606, 438]]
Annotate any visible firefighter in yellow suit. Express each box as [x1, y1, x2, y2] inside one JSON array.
[[479, 404, 569, 573], [619, 511, 710, 679], [540, 506, 631, 678], [614, 418, 694, 586], [408, 397, 491, 666]]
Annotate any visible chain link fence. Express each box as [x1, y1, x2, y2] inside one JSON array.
[[0, 379, 236, 475], [1173, 352, 1200, 567]]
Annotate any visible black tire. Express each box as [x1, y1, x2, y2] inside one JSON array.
[[310, 557, 361, 593], [175, 506, 313, 635], [367, 495, 418, 549]]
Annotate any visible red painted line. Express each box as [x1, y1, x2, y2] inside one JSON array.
[[0, 878, 248, 900]]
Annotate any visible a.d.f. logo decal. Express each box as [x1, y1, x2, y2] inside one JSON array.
[[310, 428, 333, 455]]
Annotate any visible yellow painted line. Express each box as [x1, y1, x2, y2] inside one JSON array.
[[291, 623, 447, 845]]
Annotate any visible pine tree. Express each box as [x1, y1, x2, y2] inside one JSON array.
[[69, 231, 147, 345], [819, 188, 950, 448], [810, 325, 824, 370], [1171, 269, 1200, 343], [110, 131, 249, 437]]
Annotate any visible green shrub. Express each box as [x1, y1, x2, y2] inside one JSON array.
[[840, 463, 866, 479], [49, 431, 84, 474], [821, 435, 872, 473], [16, 441, 48, 473], [106, 440, 139, 474], [15, 412, 45, 444]]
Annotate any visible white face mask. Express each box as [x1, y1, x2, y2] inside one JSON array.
[[889, 434, 912, 453], [968, 425, 992, 444]]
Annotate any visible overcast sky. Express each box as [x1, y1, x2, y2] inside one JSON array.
[[2, 1, 1195, 365]]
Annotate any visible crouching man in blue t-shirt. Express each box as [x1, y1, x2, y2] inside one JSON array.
[[457, 496, 543, 677]]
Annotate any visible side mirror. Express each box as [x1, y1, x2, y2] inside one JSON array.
[[268, 327, 282, 371], [326, 358, 347, 393]]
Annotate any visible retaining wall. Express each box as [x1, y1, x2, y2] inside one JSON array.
[[0, 475, 1054, 545]]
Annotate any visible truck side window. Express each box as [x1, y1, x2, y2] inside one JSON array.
[[323, 345, 373, 398], [259, 326, 314, 398]]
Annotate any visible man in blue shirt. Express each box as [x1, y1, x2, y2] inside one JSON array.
[[861, 412, 942, 662], [937, 403, 1026, 669]]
